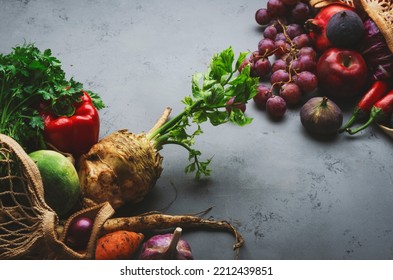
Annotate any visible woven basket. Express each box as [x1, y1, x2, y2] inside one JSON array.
[[309, 0, 393, 53]]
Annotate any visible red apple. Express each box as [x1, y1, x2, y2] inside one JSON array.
[[316, 48, 368, 99]]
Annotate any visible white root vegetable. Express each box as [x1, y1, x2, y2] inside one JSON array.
[[78, 108, 171, 209], [102, 212, 244, 257]]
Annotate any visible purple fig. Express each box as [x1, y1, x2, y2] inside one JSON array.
[[139, 227, 194, 260]]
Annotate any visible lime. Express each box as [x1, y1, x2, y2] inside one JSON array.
[[29, 150, 80, 216]]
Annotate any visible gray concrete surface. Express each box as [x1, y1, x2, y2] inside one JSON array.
[[1, 0, 393, 260]]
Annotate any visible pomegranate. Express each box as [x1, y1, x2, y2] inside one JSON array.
[[305, 3, 354, 54]]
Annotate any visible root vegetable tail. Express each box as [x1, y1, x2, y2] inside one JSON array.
[[102, 212, 244, 256]]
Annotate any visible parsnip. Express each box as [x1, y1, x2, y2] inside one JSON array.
[[102, 212, 244, 255]]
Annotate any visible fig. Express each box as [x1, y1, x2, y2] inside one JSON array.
[[305, 4, 354, 53], [300, 96, 343, 136], [326, 10, 364, 49]]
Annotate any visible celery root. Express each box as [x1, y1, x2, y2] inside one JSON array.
[[78, 108, 171, 209], [78, 47, 258, 210]]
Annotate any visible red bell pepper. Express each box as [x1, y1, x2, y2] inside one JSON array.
[[40, 91, 100, 158]]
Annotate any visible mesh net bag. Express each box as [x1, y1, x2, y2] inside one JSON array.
[[308, 0, 393, 53], [0, 134, 114, 259]]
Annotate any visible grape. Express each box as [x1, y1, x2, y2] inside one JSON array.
[[271, 59, 287, 72], [258, 38, 276, 56], [271, 18, 288, 32], [291, 2, 311, 23], [298, 47, 317, 60], [263, 25, 278, 40], [254, 57, 272, 78], [266, 95, 287, 119], [255, 8, 271, 25], [250, 50, 260, 62], [295, 71, 318, 93], [238, 58, 251, 73], [253, 84, 273, 108], [292, 34, 311, 48], [275, 32, 286, 42], [226, 97, 246, 113], [270, 69, 290, 86], [289, 58, 301, 73], [267, 0, 288, 17], [279, 82, 302, 106], [281, 0, 299, 6], [274, 40, 291, 57], [297, 55, 316, 72], [253, 0, 318, 122], [285, 23, 304, 39], [280, 52, 293, 64]]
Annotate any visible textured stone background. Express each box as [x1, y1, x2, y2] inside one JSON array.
[[1, 0, 393, 259]]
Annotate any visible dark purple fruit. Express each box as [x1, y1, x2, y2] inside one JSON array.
[[253, 84, 272, 108], [226, 97, 246, 113], [326, 10, 364, 49], [266, 95, 287, 119], [300, 96, 343, 135]]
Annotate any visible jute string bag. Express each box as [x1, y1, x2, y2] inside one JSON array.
[[0, 134, 115, 259]]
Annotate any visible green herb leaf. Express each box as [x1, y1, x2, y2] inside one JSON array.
[[148, 46, 258, 179], [0, 43, 105, 152], [29, 113, 44, 129]]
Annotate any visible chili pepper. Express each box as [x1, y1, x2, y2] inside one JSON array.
[[339, 81, 390, 132], [346, 89, 393, 135], [40, 91, 100, 158]]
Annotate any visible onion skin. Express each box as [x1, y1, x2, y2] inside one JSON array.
[[300, 97, 343, 136], [78, 129, 163, 209], [361, 19, 393, 81], [66, 217, 94, 250], [139, 228, 194, 260]]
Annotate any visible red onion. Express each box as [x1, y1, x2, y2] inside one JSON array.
[[361, 19, 393, 81], [139, 227, 194, 260], [66, 216, 94, 250]]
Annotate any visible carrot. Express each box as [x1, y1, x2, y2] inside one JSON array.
[[95, 230, 144, 260]]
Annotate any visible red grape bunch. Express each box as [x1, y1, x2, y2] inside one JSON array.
[[243, 0, 318, 119]]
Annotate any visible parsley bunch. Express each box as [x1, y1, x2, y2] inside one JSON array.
[[0, 43, 104, 152], [147, 47, 259, 179]]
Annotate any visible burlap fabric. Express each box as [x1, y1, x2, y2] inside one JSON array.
[[0, 134, 114, 259]]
